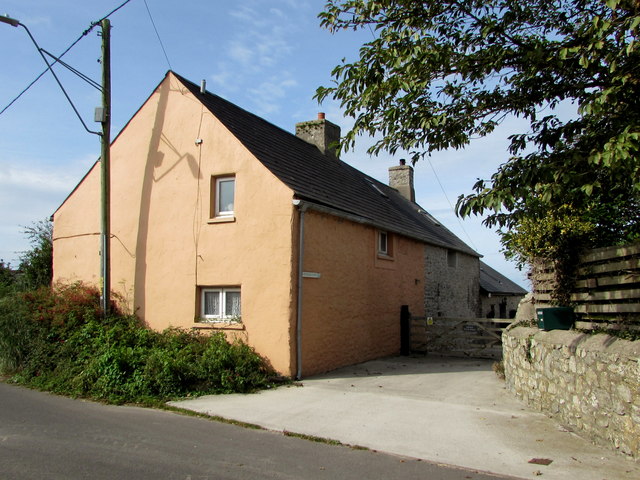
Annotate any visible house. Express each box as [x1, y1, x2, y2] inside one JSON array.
[[53, 71, 488, 378], [479, 261, 528, 319]]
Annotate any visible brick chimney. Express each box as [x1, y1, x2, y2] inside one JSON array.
[[388, 159, 415, 202], [295, 113, 341, 159]]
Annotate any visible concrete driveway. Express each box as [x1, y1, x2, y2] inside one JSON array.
[[171, 356, 639, 480]]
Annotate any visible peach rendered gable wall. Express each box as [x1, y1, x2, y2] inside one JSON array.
[[53, 73, 297, 375], [298, 210, 425, 376], [53, 161, 101, 286]]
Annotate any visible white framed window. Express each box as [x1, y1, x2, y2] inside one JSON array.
[[213, 176, 235, 217], [378, 231, 389, 255], [200, 287, 241, 321], [377, 230, 394, 258]]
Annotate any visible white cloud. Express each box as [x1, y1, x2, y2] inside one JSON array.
[[269, 8, 285, 18], [209, 62, 239, 94], [0, 165, 75, 193], [210, 1, 302, 91], [18, 15, 51, 27], [278, 0, 308, 11], [255, 34, 293, 67], [228, 41, 255, 66], [228, 5, 266, 28], [248, 75, 298, 115], [0, 150, 93, 187], [0, 154, 93, 265]]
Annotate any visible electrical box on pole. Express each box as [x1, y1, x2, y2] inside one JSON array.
[[94, 107, 106, 123]]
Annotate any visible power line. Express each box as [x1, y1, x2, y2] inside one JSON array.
[[143, 0, 172, 70], [426, 157, 479, 252], [0, 0, 133, 116], [41, 49, 102, 91], [101, 0, 134, 20]]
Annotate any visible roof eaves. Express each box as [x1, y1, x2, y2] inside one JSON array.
[[293, 197, 481, 254]]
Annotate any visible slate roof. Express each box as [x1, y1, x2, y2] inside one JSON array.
[[479, 261, 528, 295], [175, 72, 478, 256]]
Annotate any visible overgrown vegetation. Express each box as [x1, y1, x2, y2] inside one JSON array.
[[17, 219, 53, 291], [0, 260, 17, 298], [0, 219, 53, 296], [0, 283, 275, 405], [577, 325, 640, 341]]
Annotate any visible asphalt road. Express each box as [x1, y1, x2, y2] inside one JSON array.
[[0, 382, 517, 480]]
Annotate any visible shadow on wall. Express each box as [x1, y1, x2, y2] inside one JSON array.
[[133, 79, 201, 322]]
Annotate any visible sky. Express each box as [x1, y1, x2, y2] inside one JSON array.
[[0, 0, 530, 288]]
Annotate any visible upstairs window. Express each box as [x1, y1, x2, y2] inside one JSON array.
[[377, 230, 394, 259], [212, 176, 235, 218], [378, 231, 389, 255]]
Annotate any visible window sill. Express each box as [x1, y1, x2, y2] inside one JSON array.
[[208, 216, 236, 224], [375, 252, 396, 270], [193, 321, 244, 331]]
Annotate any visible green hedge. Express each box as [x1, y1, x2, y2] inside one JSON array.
[[0, 283, 274, 404]]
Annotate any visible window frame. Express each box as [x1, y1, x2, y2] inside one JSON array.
[[199, 287, 241, 322], [378, 230, 389, 255], [377, 230, 395, 259], [211, 175, 236, 218]]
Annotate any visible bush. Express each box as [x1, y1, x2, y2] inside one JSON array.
[[17, 219, 53, 291], [0, 293, 36, 373], [0, 260, 17, 298], [0, 283, 274, 404]]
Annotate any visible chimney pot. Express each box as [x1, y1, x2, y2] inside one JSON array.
[[399, 158, 406, 166], [318, 112, 325, 120]]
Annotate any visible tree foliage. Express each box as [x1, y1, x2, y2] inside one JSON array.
[[18, 219, 53, 290], [0, 260, 17, 298], [317, 0, 640, 264]]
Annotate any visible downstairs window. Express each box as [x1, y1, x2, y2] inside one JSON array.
[[199, 287, 241, 322]]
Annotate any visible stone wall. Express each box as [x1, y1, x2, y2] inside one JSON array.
[[424, 245, 479, 318], [503, 326, 640, 458]]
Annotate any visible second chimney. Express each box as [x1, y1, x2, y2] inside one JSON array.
[[295, 113, 341, 159], [389, 159, 415, 202]]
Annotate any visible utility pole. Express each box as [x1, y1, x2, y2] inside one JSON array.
[[1, 14, 112, 314], [99, 19, 111, 315]]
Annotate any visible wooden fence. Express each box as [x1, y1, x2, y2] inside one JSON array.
[[410, 316, 512, 360], [533, 241, 640, 330]]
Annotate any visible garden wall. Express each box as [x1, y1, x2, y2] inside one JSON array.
[[503, 326, 640, 458]]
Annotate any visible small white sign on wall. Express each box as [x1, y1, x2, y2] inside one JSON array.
[[302, 272, 321, 279]]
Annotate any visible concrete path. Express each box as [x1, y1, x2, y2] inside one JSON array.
[[171, 356, 639, 480]]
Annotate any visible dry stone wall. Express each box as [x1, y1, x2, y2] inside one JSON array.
[[503, 326, 640, 458]]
